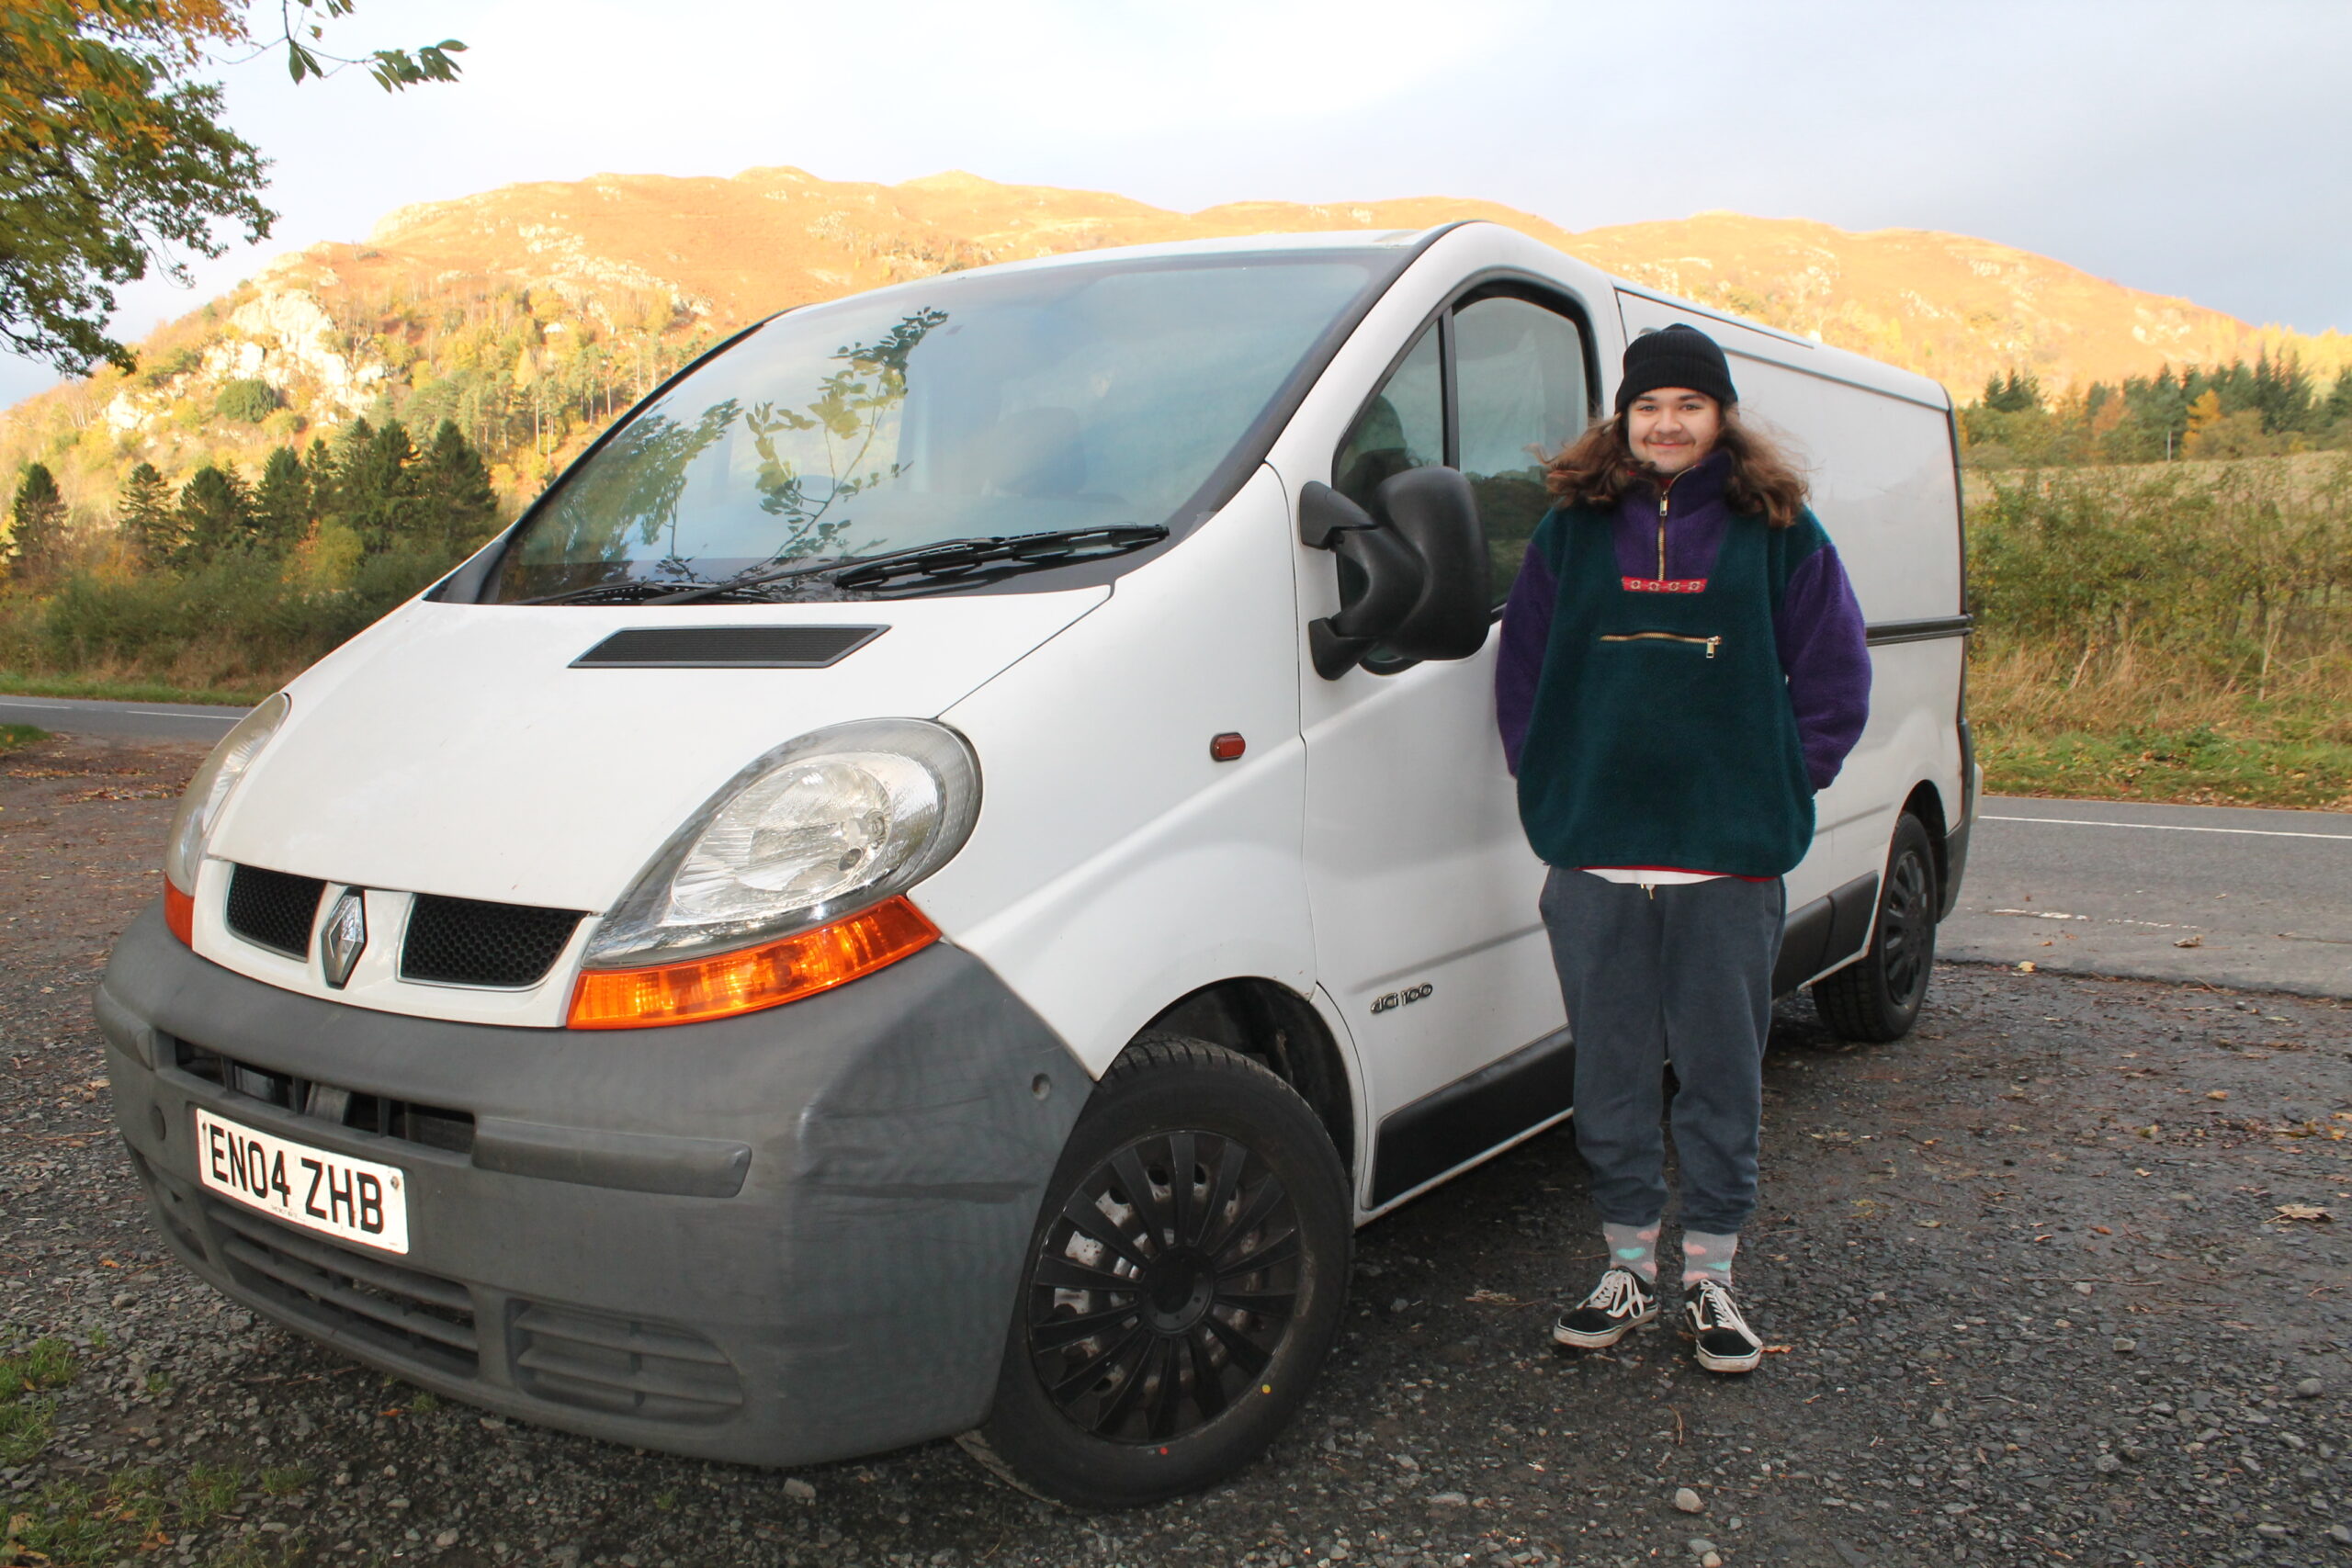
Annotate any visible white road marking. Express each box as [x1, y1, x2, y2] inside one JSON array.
[[1983, 815, 2352, 843], [0, 701, 76, 712], [125, 710, 233, 719]]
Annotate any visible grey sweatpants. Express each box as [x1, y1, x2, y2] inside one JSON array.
[[1538, 868, 1783, 1235]]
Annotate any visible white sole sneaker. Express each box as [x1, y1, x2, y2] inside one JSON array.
[[1552, 1303, 1657, 1349]]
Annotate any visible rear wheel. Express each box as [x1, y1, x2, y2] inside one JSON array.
[[1812, 812, 1939, 1043], [977, 1033, 1350, 1507]]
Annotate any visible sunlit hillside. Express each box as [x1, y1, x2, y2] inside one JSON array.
[[6, 165, 2347, 524]]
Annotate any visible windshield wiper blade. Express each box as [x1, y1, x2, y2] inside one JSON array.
[[639, 538, 1000, 607], [828, 525, 1168, 590], [519, 577, 702, 607], [518, 525, 1169, 607]]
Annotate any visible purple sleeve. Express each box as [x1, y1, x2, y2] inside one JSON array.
[[1495, 540, 1557, 776], [1776, 544, 1871, 792]]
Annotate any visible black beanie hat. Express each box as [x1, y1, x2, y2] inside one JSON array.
[[1615, 323, 1736, 413]]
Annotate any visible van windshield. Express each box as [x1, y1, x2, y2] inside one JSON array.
[[490, 254, 1385, 602]]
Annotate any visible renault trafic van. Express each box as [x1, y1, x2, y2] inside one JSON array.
[[99, 221, 1976, 1506]]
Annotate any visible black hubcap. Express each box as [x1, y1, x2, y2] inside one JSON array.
[[1880, 846, 1934, 1007], [1025, 1131, 1301, 1444]]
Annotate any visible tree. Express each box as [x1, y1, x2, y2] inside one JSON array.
[[0, 1, 465, 376], [334, 418, 422, 554], [251, 444, 310, 550], [1982, 370, 2042, 414], [174, 462, 254, 563], [116, 459, 176, 566], [416, 419, 498, 549], [7, 463, 69, 583], [215, 376, 279, 423]]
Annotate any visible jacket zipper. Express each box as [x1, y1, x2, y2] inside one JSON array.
[[1657, 488, 1669, 582], [1600, 631, 1723, 658]]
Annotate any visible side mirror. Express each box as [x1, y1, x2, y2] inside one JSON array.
[[1299, 467, 1491, 679]]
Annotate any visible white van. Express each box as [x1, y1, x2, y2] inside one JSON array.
[[100, 221, 1976, 1506]]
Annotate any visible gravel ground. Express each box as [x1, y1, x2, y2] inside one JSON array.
[[3, 733, 2349, 1568]]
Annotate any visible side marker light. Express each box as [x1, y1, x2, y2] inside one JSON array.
[[568, 896, 939, 1030], [1209, 732, 1246, 762], [164, 882, 194, 946]]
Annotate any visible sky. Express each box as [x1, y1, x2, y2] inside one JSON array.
[[6, 0, 2349, 406]]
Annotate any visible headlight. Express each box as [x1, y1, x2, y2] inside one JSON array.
[[585, 718, 980, 966], [164, 693, 289, 895]]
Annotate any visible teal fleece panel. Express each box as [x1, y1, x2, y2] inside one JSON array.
[[1514, 503, 1826, 876]]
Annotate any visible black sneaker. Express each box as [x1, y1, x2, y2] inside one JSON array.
[[1682, 1278, 1763, 1372], [1551, 1268, 1658, 1348]]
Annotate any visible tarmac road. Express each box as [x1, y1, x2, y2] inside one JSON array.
[[0, 693, 245, 744], [1940, 796, 2352, 998], [7, 694, 2348, 996]]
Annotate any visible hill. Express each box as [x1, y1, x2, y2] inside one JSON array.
[[6, 165, 2347, 522]]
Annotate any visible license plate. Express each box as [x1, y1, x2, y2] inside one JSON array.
[[194, 1108, 410, 1255]]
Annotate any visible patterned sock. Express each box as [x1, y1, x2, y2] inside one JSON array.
[[1602, 1221, 1662, 1284], [1682, 1229, 1738, 1288]]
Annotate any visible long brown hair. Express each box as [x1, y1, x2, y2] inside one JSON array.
[[1544, 402, 1810, 528]]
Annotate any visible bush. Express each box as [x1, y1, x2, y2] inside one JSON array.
[[33, 543, 466, 686], [214, 378, 281, 423]]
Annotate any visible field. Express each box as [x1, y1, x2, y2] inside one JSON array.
[[1962, 453, 2352, 808]]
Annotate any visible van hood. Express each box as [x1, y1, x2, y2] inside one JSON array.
[[209, 590, 1106, 912]]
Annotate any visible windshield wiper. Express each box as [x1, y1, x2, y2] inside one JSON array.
[[517, 524, 1168, 606], [826, 525, 1168, 590]]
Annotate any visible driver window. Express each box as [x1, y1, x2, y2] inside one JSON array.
[[1334, 321, 1442, 513], [1453, 296, 1589, 603]]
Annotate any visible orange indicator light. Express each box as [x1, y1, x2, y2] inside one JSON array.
[[1209, 732, 1246, 761], [567, 896, 939, 1030], [164, 881, 195, 946]]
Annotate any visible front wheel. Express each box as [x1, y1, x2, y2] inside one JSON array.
[[1812, 812, 1939, 1042], [976, 1033, 1351, 1507]]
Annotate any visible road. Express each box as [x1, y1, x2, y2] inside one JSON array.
[[1942, 795, 2352, 998], [7, 694, 2348, 996], [0, 692, 245, 743]]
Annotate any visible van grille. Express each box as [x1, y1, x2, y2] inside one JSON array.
[[224, 864, 325, 957], [510, 1303, 741, 1422], [401, 895, 582, 988], [205, 1199, 479, 1377]]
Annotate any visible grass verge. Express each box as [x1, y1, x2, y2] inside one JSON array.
[[0, 723, 48, 753], [0, 673, 265, 705], [1971, 644, 2351, 810]]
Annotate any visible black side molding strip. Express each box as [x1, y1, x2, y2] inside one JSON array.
[[1370, 1028, 1574, 1208], [1866, 615, 1973, 647]]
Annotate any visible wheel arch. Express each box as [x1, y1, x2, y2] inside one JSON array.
[[1140, 978, 1356, 1175], [1901, 778, 1950, 897]]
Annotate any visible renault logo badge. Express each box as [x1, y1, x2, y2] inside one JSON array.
[[321, 888, 368, 989]]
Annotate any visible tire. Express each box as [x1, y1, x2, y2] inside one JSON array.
[[1812, 812, 1939, 1043], [976, 1032, 1351, 1508]]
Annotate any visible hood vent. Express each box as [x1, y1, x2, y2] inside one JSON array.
[[571, 625, 887, 670]]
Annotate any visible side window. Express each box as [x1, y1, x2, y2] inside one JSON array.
[[1333, 321, 1442, 513], [1453, 297, 1589, 602]]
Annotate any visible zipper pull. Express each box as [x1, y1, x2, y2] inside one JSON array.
[[1704, 637, 1721, 659]]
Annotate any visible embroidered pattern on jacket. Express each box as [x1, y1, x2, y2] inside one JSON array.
[[1621, 576, 1709, 593]]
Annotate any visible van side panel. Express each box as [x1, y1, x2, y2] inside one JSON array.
[[921, 466, 1317, 1078]]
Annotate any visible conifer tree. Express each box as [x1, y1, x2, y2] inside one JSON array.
[[116, 461, 175, 568], [338, 419, 423, 554], [417, 419, 499, 549], [7, 462, 67, 583], [253, 446, 311, 553], [175, 465, 255, 565]]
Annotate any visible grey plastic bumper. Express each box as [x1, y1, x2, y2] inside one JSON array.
[[96, 905, 1083, 1468]]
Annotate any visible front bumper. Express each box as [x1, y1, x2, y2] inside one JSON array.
[[97, 906, 1082, 1468]]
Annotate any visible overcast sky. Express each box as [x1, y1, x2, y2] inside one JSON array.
[[6, 0, 2346, 406]]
